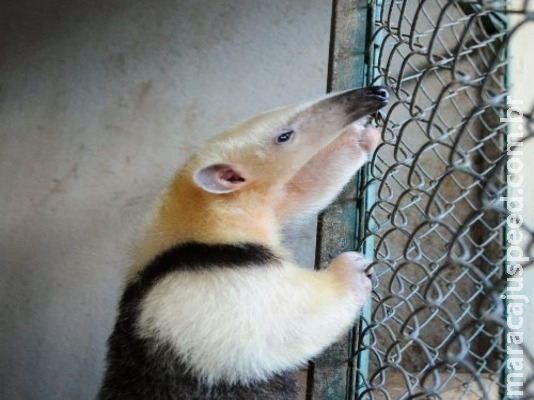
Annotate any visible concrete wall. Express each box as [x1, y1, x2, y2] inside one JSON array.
[[509, 2, 534, 381], [0, 1, 331, 399]]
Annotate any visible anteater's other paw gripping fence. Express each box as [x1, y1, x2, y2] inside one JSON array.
[[307, 1, 534, 399]]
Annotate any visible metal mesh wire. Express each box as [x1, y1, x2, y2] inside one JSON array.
[[353, 1, 534, 398]]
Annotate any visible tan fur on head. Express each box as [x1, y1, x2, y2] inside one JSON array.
[[131, 88, 388, 272]]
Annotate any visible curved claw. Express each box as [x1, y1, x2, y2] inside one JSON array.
[[367, 269, 379, 289]]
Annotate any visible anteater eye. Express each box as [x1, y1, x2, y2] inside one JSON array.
[[276, 131, 294, 144]]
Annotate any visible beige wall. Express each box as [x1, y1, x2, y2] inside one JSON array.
[[0, 1, 330, 398], [509, 2, 534, 381]]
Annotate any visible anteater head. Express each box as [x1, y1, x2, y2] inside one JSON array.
[[189, 86, 390, 195]]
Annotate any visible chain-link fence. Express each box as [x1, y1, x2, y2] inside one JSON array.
[[308, 0, 533, 399], [346, 1, 534, 398]]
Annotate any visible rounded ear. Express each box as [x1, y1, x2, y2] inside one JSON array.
[[193, 163, 247, 194]]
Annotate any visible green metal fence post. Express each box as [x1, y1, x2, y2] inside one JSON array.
[[308, 1, 371, 399]]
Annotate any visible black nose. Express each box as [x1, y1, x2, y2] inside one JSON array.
[[365, 86, 390, 102]]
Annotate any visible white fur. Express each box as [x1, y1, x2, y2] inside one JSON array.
[[276, 121, 379, 220], [137, 257, 371, 386]]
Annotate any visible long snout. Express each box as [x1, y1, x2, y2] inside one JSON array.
[[321, 86, 390, 124]]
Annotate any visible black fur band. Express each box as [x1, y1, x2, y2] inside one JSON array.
[[141, 242, 279, 283], [123, 242, 280, 306], [97, 242, 297, 400]]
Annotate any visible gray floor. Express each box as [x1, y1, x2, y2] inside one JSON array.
[[0, 1, 331, 398]]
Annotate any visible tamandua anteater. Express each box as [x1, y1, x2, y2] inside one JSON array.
[[98, 86, 390, 399]]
